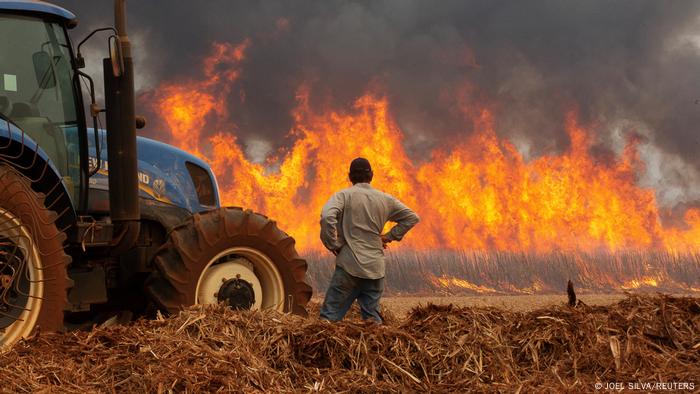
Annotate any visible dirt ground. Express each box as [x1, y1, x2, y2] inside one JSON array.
[[311, 293, 634, 318], [313, 293, 634, 318], [377, 293, 627, 317]]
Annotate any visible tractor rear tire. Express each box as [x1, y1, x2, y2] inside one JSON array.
[[146, 207, 312, 316], [0, 166, 70, 349]]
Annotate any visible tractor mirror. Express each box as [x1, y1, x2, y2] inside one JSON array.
[[32, 51, 56, 89], [108, 35, 124, 78]]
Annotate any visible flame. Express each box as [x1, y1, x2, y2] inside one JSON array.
[[520, 280, 544, 295], [430, 275, 498, 293], [621, 276, 660, 290], [148, 41, 700, 254], [150, 41, 250, 156]]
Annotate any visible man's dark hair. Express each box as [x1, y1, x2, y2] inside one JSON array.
[[349, 157, 373, 184]]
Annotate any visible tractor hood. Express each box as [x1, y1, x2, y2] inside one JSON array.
[[87, 129, 221, 214]]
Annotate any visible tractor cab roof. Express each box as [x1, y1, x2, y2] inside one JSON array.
[[0, 1, 77, 26]]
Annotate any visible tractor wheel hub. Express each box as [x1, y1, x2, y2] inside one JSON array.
[[0, 274, 11, 289], [196, 257, 263, 310], [217, 278, 255, 310]]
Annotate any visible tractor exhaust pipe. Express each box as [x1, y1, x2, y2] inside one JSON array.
[[104, 0, 139, 254]]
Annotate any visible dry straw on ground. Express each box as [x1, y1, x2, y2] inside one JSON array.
[[1, 294, 698, 393]]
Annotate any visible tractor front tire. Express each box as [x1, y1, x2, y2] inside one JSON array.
[[0, 166, 70, 349], [146, 207, 312, 316]]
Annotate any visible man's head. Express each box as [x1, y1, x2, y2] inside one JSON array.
[[349, 157, 373, 184]]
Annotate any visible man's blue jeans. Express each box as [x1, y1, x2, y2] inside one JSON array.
[[320, 266, 384, 323]]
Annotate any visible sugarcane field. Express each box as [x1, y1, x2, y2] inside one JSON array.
[[1, 0, 700, 393]]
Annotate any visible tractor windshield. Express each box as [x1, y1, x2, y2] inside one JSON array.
[[0, 14, 80, 201]]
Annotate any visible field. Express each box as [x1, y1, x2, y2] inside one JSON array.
[[1, 293, 698, 392], [306, 250, 700, 295], [1, 251, 698, 392]]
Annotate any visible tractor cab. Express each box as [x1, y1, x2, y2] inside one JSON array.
[[0, 6, 81, 202]]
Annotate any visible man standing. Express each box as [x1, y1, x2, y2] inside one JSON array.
[[319, 157, 419, 323]]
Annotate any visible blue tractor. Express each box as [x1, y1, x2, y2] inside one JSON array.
[[0, 0, 311, 348]]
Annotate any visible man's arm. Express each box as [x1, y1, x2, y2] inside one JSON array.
[[383, 196, 420, 243], [320, 192, 345, 253]]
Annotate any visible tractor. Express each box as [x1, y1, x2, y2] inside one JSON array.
[[0, 0, 311, 349]]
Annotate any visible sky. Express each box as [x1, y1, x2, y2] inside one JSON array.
[[53, 0, 700, 207]]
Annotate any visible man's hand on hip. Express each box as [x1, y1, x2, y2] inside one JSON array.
[[381, 234, 393, 249]]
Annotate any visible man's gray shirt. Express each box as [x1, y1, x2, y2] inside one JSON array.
[[320, 183, 420, 280]]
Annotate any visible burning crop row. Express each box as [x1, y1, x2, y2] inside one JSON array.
[[306, 250, 700, 295], [143, 41, 700, 254]]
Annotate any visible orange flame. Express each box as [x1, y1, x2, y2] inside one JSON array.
[[151, 41, 249, 156], [621, 276, 660, 290], [429, 274, 498, 293], [149, 41, 700, 253]]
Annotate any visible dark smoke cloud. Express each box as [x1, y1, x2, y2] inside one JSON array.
[[54, 0, 700, 202]]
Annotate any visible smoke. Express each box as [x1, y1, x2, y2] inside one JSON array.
[[54, 0, 700, 206]]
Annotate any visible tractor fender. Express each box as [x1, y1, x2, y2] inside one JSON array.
[[0, 121, 76, 231], [139, 197, 193, 233]]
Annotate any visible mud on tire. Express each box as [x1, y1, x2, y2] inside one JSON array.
[[0, 166, 70, 348], [146, 207, 312, 316]]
